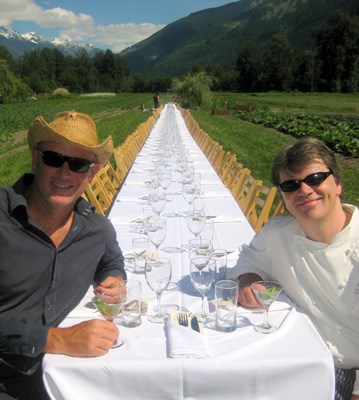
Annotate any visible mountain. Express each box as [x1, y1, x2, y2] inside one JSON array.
[[120, 0, 358, 76], [0, 26, 102, 58]]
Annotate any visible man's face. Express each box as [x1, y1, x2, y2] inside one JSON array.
[[31, 141, 99, 210], [279, 159, 342, 224]]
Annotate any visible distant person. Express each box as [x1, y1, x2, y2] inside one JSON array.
[[226, 137, 359, 400], [0, 111, 127, 399], [153, 92, 160, 109]]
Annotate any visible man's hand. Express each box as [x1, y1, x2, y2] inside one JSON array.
[[93, 275, 126, 303], [46, 320, 119, 357], [238, 273, 263, 308]]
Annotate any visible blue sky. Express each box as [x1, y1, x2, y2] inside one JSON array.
[[0, 0, 236, 52]]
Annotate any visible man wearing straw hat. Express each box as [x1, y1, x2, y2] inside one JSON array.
[[0, 111, 127, 399]]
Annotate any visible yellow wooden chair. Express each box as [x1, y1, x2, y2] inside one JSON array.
[[96, 165, 117, 202], [272, 198, 287, 217], [222, 160, 244, 188], [245, 184, 277, 232], [228, 167, 251, 199], [84, 175, 112, 216], [235, 173, 261, 215], [218, 152, 237, 182]]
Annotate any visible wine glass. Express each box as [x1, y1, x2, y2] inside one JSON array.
[[251, 281, 283, 334], [92, 294, 125, 348], [181, 182, 197, 216], [145, 257, 172, 323], [187, 237, 213, 260], [186, 211, 206, 238], [190, 257, 216, 321], [145, 216, 167, 256], [149, 188, 167, 215], [182, 166, 194, 183], [159, 171, 172, 192]]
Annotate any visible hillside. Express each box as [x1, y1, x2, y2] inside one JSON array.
[[121, 0, 358, 76]]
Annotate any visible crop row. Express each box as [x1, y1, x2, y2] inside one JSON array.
[[234, 110, 359, 158], [0, 94, 150, 145]]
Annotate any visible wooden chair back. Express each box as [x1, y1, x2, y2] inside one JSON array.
[[245, 184, 277, 232]]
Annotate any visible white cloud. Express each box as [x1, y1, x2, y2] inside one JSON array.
[[0, 0, 165, 52]]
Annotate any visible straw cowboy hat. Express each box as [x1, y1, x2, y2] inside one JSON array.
[[27, 111, 113, 165]]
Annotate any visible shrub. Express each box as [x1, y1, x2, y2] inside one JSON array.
[[52, 88, 70, 97]]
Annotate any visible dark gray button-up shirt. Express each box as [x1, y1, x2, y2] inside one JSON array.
[[0, 174, 126, 372]]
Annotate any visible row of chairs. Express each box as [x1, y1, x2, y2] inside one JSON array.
[[180, 107, 285, 232], [83, 108, 162, 216]]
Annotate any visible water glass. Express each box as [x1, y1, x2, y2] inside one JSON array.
[[215, 280, 238, 332], [121, 280, 142, 327], [211, 249, 228, 282], [132, 237, 149, 273]]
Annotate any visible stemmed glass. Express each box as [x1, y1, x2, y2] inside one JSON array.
[[159, 171, 172, 192], [181, 182, 197, 216], [190, 257, 216, 321], [92, 293, 125, 348], [145, 257, 172, 323], [145, 216, 167, 257], [251, 281, 283, 334], [149, 188, 167, 215], [182, 166, 194, 183], [187, 238, 213, 260], [186, 211, 206, 238]]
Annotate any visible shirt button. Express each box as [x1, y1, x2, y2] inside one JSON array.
[[47, 303, 53, 310]]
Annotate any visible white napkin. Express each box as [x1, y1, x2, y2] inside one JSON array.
[[124, 181, 147, 187], [166, 322, 212, 359], [116, 196, 146, 202], [201, 180, 222, 185], [212, 215, 243, 223], [204, 191, 230, 199]]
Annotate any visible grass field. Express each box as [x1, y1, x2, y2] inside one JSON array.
[[0, 91, 358, 206]]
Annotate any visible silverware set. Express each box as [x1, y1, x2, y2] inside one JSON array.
[[177, 312, 200, 332]]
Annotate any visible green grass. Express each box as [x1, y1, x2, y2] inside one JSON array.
[[0, 100, 152, 187], [191, 109, 359, 206], [1, 92, 358, 207], [213, 92, 359, 115]]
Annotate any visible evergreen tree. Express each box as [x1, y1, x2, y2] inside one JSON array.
[[314, 11, 359, 92], [263, 35, 295, 91], [236, 42, 263, 91]]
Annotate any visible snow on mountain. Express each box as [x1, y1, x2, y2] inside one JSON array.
[[21, 32, 46, 44], [0, 26, 102, 58]]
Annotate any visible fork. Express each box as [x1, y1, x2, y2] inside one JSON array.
[[177, 312, 188, 327]]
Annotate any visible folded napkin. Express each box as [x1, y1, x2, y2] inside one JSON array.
[[201, 180, 222, 185], [166, 312, 211, 359], [204, 192, 230, 199], [212, 215, 243, 223], [116, 196, 146, 202], [124, 181, 147, 187]]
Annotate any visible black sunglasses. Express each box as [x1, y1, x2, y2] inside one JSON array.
[[279, 170, 333, 193], [37, 149, 95, 173]]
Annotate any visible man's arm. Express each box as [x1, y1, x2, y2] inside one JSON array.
[[45, 319, 118, 357]]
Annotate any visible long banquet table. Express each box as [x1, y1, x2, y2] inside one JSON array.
[[43, 104, 335, 400]]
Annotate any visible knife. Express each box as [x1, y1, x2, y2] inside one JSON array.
[[190, 316, 200, 333]]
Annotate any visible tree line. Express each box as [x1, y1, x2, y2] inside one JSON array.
[[0, 10, 357, 101]]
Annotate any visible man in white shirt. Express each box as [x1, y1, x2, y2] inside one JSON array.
[[227, 137, 358, 400]]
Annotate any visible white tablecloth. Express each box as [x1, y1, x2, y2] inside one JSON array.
[[43, 104, 335, 400]]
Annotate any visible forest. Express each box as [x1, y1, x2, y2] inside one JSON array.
[[0, 10, 357, 100]]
